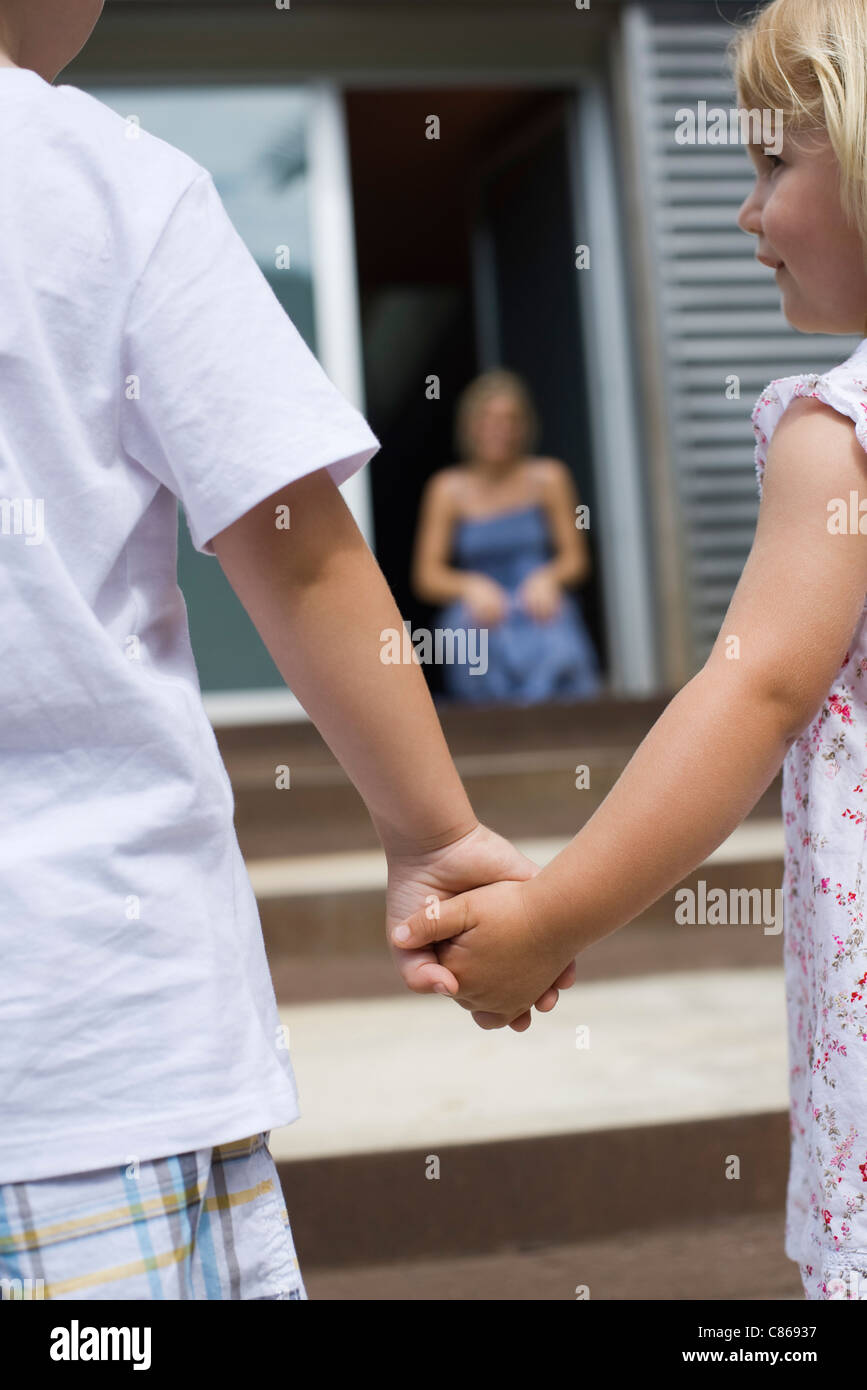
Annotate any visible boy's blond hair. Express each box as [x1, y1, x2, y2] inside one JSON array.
[[729, 0, 867, 255]]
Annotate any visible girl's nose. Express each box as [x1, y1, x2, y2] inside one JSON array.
[[737, 186, 763, 237]]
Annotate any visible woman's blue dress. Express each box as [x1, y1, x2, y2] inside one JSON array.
[[437, 503, 602, 704]]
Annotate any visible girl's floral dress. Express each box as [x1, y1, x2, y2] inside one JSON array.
[[752, 337, 867, 1300]]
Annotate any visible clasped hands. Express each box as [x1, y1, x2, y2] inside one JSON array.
[[385, 820, 575, 1031]]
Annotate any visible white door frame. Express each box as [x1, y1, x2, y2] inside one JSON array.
[[307, 81, 375, 547], [566, 79, 658, 692], [205, 82, 374, 727]]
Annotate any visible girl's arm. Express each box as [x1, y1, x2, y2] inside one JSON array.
[[526, 396, 867, 955], [393, 397, 867, 1022]]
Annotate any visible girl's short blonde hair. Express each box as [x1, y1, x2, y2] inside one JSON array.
[[728, 0, 867, 251], [453, 369, 540, 462]]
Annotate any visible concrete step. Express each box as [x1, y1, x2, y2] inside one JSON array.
[[270, 965, 790, 1267], [271, 966, 787, 1161]]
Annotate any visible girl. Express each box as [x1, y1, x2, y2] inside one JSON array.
[[411, 369, 602, 705], [395, 0, 867, 1301]]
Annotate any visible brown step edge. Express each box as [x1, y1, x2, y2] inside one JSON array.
[[233, 756, 627, 858], [275, 1110, 789, 1271], [216, 694, 675, 768], [235, 767, 784, 859], [266, 913, 785, 1005], [303, 1210, 803, 1300], [222, 694, 709, 858]]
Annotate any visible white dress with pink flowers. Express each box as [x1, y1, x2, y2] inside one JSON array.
[[752, 337, 867, 1300]]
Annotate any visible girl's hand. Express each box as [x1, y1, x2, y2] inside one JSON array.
[[391, 878, 576, 1029], [461, 575, 510, 627], [516, 567, 563, 623], [385, 822, 576, 1032]]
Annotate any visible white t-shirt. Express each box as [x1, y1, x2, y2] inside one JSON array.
[[0, 67, 380, 1183]]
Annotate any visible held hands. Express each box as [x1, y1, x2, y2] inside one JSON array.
[[392, 878, 575, 1029], [385, 822, 575, 1032]]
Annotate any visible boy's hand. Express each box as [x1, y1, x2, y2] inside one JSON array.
[[385, 822, 575, 1032], [391, 878, 576, 1029]]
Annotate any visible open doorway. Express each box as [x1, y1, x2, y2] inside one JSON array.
[[345, 87, 606, 696]]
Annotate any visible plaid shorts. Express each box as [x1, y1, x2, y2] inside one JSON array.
[[0, 1131, 306, 1301]]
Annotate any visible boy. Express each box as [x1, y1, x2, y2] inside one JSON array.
[[0, 0, 574, 1301]]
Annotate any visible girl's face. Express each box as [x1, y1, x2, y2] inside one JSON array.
[[737, 126, 867, 335]]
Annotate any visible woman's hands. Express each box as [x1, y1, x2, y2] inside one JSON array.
[[385, 821, 576, 1032], [461, 574, 510, 627], [461, 568, 564, 627], [516, 565, 563, 623]]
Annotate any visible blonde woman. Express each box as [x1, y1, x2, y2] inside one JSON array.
[[411, 369, 602, 704]]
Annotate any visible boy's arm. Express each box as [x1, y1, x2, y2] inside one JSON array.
[[210, 463, 575, 1019], [394, 398, 867, 1021], [212, 465, 477, 855]]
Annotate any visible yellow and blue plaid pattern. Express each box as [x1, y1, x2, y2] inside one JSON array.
[[0, 1131, 306, 1300]]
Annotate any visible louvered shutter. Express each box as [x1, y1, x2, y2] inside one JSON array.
[[623, 6, 861, 667]]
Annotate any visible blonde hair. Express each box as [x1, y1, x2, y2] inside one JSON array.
[[454, 369, 539, 462], [729, 0, 867, 260]]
